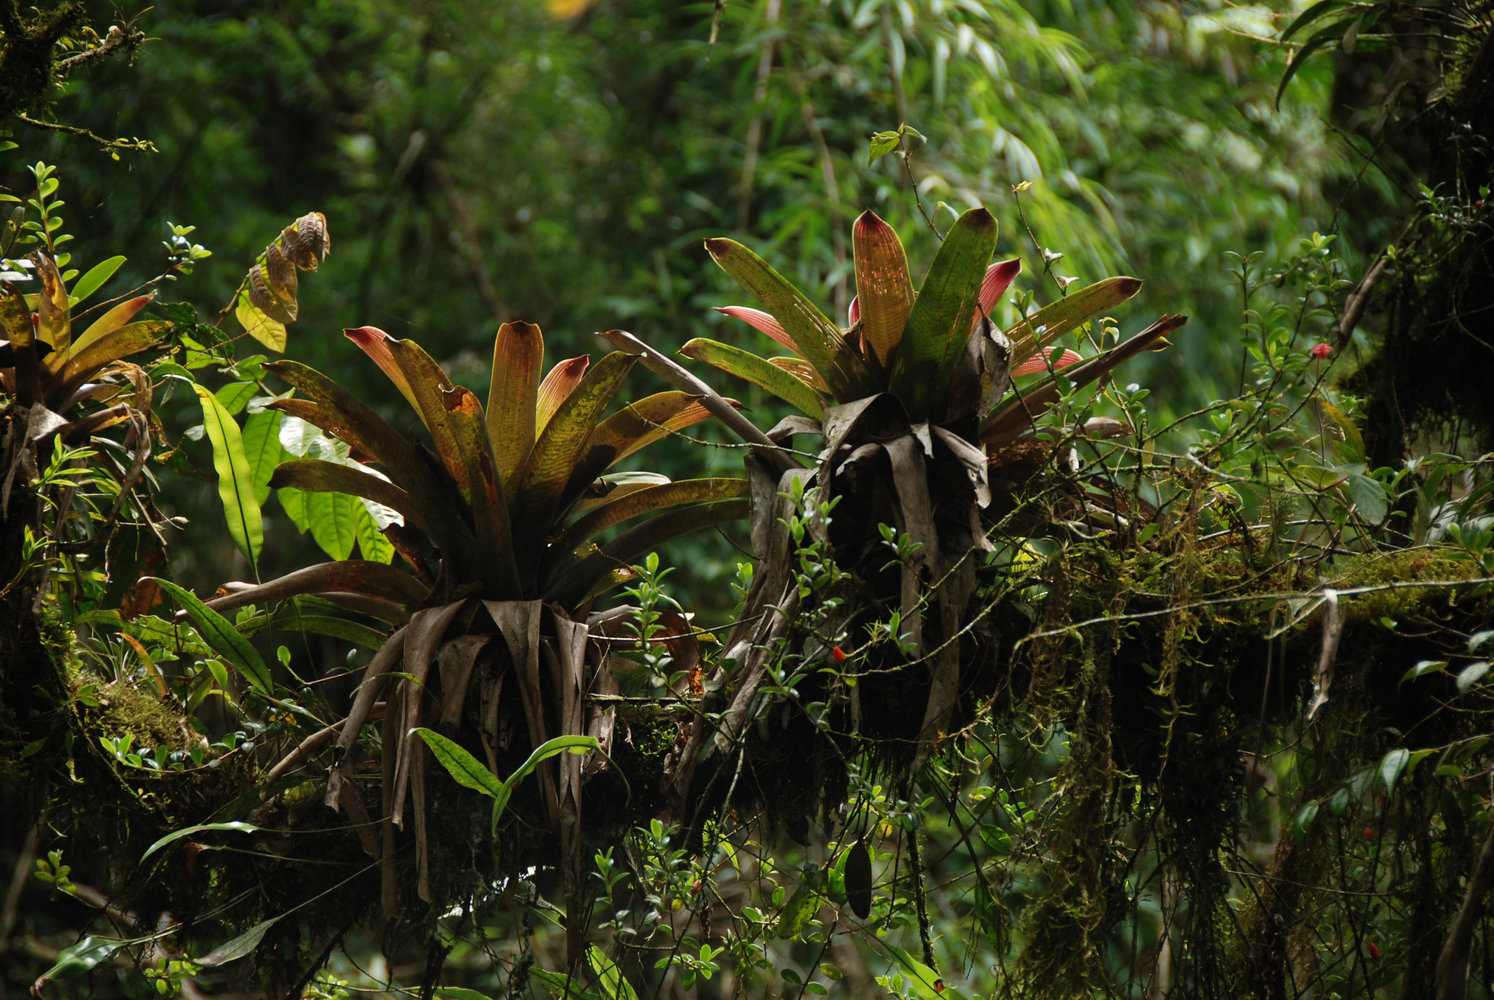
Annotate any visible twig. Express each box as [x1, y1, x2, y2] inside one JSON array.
[[1435, 814, 1494, 1000], [1012, 575, 1494, 656], [13, 113, 155, 154], [55, 24, 145, 73]]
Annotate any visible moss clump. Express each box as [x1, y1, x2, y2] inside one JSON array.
[[0, 1, 84, 119]]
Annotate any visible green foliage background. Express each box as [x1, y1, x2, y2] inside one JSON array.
[[17, 0, 1368, 600], [10, 1, 1490, 998]]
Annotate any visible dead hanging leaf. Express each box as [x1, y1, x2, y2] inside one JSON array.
[[283, 212, 331, 269], [234, 212, 330, 353], [845, 840, 873, 919], [119, 575, 162, 621]]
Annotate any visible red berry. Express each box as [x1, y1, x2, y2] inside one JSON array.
[[1364, 826, 1375, 840], [1368, 942, 1380, 959], [831, 646, 847, 663]]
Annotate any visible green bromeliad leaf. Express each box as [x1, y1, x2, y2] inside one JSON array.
[[889, 206, 998, 419], [706, 237, 874, 401], [588, 391, 713, 468], [1005, 275, 1143, 366], [679, 338, 825, 418], [513, 351, 637, 532]]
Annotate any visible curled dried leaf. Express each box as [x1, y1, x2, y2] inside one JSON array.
[[282, 211, 331, 270]]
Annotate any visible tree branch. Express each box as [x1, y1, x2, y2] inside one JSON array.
[[1435, 815, 1494, 1000]]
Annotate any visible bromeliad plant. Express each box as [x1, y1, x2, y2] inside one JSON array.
[[695, 207, 1182, 441], [211, 320, 744, 956], [660, 208, 1185, 823], [0, 163, 179, 604]]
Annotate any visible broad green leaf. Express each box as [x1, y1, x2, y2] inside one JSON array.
[[197, 914, 282, 967], [1293, 799, 1319, 835], [868, 130, 902, 163], [1317, 398, 1366, 462], [587, 944, 641, 1000], [436, 989, 502, 1000], [503, 734, 598, 790], [265, 362, 474, 560], [1457, 661, 1491, 694], [680, 338, 825, 417], [853, 210, 914, 367], [36, 935, 129, 984], [215, 380, 257, 416], [195, 384, 264, 568], [235, 287, 287, 352], [353, 501, 395, 564], [529, 970, 605, 1000], [306, 489, 358, 561], [278, 486, 309, 532], [487, 320, 543, 483], [488, 735, 602, 830], [890, 207, 998, 418], [266, 607, 387, 650], [1401, 659, 1447, 683], [1380, 747, 1410, 796], [411, 727, 505, 799], [70, 254, 126, 303], [241, 410, 286, 506], [706, 237, 872, 400], [879, 941, 950, 1000], [1275, 26, 1344, 106], [1005, 275, 1144, 366], [142, 821, 259, 862], [148, 577, 272, 696], [1281, 0, 1344, 41], [1345, 468, 1388, 524], [270, 458, 422, 534], [773, 882, 818, 939]]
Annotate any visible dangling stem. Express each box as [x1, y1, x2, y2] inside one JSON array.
[[907, 782, 935, 970]]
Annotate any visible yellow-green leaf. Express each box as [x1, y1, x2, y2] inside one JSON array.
[[195, 384, 263, 569], [236, 288, 287, 353], [680, 338, 825, 418], [487, 320, 544, 483]]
